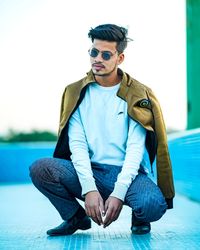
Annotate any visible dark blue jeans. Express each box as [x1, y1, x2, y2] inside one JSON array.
[[29, 158, 167, 223]]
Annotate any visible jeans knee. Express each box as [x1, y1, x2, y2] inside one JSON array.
[[29, 158, 52, 184], [149, 200, 167, 221], [134, 197, 167, 222]]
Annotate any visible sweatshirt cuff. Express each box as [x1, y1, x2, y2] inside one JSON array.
[[80, 178, 97, 197], [110, 183, 128, 202]]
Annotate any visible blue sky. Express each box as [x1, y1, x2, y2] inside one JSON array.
[[0, 0, 186, 134]]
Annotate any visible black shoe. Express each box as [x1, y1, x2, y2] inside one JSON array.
[[47, 215, 91, 236], [131, 221, 151, 235], [131, 212, 151, 235]]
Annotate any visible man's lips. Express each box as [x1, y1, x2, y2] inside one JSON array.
[[92, 64, 105, 70]]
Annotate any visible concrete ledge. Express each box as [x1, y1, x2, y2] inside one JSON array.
[[1, 129, 200, 202], [0, 142, 55, 182]]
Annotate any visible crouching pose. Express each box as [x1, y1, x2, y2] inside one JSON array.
[[30, 23, 175, 236]]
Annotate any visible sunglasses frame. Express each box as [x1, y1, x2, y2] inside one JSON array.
[[88, 48, 117, 61]]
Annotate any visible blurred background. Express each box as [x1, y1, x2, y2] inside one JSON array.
[[0, 1, 200, 249], [0, 0, 187, 137], [0, 0, 199, 196], [0, 0, 200, 193]]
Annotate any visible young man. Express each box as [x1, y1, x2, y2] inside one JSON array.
[[30, 24, 175, 236]]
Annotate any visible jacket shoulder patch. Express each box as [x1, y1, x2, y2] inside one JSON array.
[[138, 99, 151, 109]]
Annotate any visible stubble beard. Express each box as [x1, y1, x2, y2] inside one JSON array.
[[93, 63, 118, 77]]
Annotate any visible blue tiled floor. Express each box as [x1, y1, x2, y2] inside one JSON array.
[[0, 183, 200, 250]]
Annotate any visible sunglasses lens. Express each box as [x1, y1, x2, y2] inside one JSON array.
[[102, 52, 111, 60], [90, 48, 99, 58], [89, 48, 113, 60]]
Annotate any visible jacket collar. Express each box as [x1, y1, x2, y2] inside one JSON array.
[[81, 68, 147, 104], [82, 68, 131, 97]]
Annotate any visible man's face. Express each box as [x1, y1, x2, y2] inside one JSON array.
[[89, 39, 124, 77]]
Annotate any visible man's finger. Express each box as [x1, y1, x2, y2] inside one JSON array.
[[103, 207, 113, 227], [104, 211, 115, 227], [112, 208, 120, 222], [99, 199, 105, 217], [90, 208, 99, 225], [95, 208, 103, 225], [85, 206, 90, 217], [94, 203, 103, 225], [104, 200, 109, 214]]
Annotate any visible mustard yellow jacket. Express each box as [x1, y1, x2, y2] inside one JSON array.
[[53, 69, 175, 209]]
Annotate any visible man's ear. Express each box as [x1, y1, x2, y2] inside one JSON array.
[[117, 53, 125, 65]]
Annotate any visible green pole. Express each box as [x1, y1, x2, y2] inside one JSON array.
[[187, 0, 200, 129]]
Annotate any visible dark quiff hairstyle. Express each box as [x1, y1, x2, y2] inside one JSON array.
[[88, 24, 132, 53]]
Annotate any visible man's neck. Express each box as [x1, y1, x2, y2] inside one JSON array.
[[95, 74, 121, 87]]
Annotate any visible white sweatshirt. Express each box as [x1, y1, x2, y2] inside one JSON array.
[[68, 82, 149, 201]]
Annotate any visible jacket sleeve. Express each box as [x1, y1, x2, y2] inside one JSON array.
[[147, 88, 175, 208], [58, 87, 68, 136]]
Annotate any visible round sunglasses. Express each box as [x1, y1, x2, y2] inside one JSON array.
[[88, 48, 117, 61]]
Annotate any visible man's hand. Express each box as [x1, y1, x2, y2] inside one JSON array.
[[85, 191, 105, 225], [103, 196, 123, 228]]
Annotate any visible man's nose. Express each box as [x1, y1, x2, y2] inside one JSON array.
[[94, 52, 103, 62]]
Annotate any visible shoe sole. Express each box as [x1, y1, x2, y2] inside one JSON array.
[[47, 220, 91, 236], [132, 229, 151, 235], [131, 226, 151, 235]]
